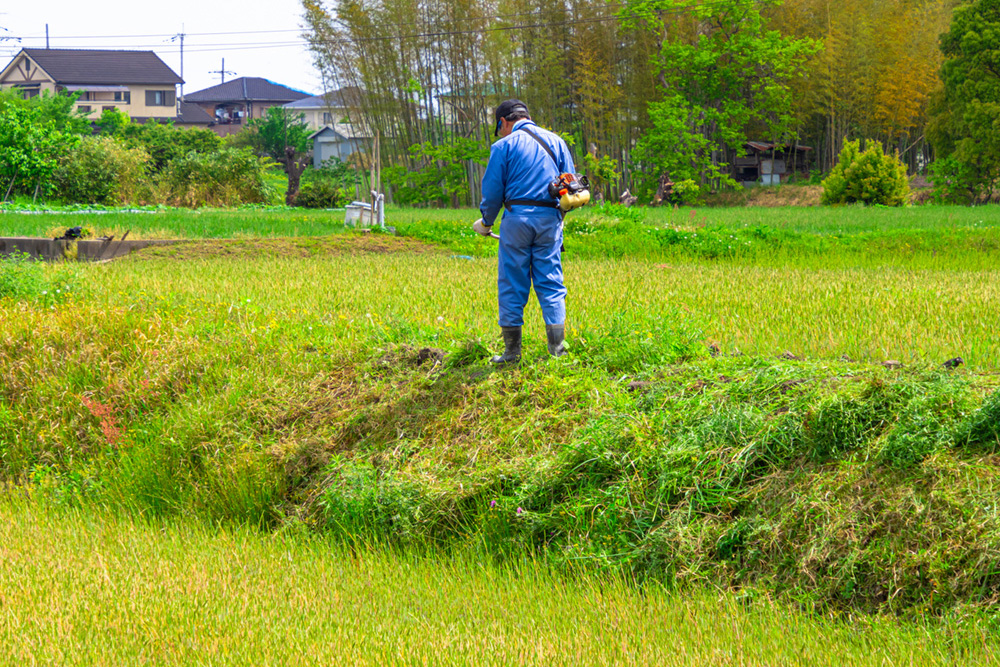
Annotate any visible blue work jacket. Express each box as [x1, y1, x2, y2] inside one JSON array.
[[479, 119, 576, 226]]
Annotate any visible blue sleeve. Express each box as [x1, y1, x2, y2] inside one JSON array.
[[479, 143, 506, 226]]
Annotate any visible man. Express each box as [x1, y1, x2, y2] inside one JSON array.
[[474, 99, 574, 365]]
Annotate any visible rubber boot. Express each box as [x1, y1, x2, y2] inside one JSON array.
[[491, 326, 522, 365], [546, 324, 567, 358]]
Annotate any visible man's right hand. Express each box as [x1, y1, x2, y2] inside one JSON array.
[[472, 219, 493, 237]]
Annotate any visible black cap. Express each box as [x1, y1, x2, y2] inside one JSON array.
[[494, 99, 529, 136]]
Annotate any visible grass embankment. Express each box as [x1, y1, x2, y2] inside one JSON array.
[[2, 500, 995, 666], [2, 205, 1000, 618]]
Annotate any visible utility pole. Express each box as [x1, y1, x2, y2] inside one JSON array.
[[209, 58, 235, 84], [169, 25, 185, 101]]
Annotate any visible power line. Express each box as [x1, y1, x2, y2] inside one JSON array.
[[6, 2, 731, 56], [11, 5, 629, 40]]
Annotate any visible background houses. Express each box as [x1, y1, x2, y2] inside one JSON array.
[[0, 48, 185, 123], [183, 77, 310, 136]]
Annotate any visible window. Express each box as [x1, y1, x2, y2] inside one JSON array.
[[16, 84, 40, 99], [103, 106, 115, 112], [145, 89, 175, 107], [114, 91, 131, 103], [323, 112, 332, 125], [78, 105, 92, 113]]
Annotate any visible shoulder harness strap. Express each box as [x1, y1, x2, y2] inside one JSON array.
[[503, 125, 561, 211]]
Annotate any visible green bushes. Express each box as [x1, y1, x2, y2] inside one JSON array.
[[115, 121, 223, 171], [158, 148, 274, 207], [50, 136, 152, 205], [821, 140, 910, 206]]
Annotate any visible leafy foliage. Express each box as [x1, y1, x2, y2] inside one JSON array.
[[296, 159, 357, 208], [821, 140, 909, 206], [0, 101, 76, 200], [113, 121, 223, 172], [626, 0, 818, 192], [246, 107, 311, 159], [384, 137, 488, 207], [50, 136, 152, 205], [157, 148, 275, 207], [927, 0, 1000, 204]]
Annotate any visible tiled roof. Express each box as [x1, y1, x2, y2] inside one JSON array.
[[177, 102, 216, 124], [20, 48, 182, 85], [285, 87, 364, 109], [184, 77, 311, 103]]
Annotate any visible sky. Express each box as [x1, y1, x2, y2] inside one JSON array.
[[0, 0, 323, 96]]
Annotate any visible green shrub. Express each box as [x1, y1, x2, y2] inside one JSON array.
[[295, 180, 344, 208], [821, 139, 910, 206], [927, 155, 981, 205], [116, 122, 223, 172], [51, 136, 152, 205], [157, 148, 274, 207]]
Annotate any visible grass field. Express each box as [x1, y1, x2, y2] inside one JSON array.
[[2, 499, 997, 666], [3, 202, 1000, 656]]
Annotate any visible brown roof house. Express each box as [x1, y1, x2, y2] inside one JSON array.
[[0, 48, 191, 123], [184, 77, 311, 136]]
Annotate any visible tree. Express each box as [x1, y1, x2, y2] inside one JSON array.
[[624, 0, 818, 197], [927, 0, 1000, 202], [821, 139, 910, 206], [115, 122, 223, 172], [0, 102, 75, 201], [246, 107, 312, 205]]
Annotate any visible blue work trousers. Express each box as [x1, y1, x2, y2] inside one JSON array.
[[497, 212, 566, 327]]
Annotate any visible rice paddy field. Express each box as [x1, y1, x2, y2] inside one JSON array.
[[1, 499, 995, 666], [2, 201, 1000, 662]]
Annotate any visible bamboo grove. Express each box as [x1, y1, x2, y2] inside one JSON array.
[[301, 0, 957, 206]]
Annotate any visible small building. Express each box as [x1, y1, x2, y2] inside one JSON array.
[[184, 77, 311, 136], [0, 48, 183, 122], [283, 87, 364, 131], [310, 124, 369, 167], [733, 141, 813, 186]]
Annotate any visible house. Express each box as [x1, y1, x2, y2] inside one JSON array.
[[309, 124, 370, 168], [283, 88, 371, 166], [184, 77, 311, 136], [283, 87, 364, 131], [733, 141, 813, 186], [0, 48, 183, 123]]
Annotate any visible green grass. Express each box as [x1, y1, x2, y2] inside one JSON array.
[[3, 203, 1000, 623], [2, 499, 997, 666], [2, 203, 1000, 268]]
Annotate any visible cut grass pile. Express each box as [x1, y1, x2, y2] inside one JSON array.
[[2, 500, 997, 666]]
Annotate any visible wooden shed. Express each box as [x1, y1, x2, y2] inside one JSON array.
[[732, 141, 813, 186]]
